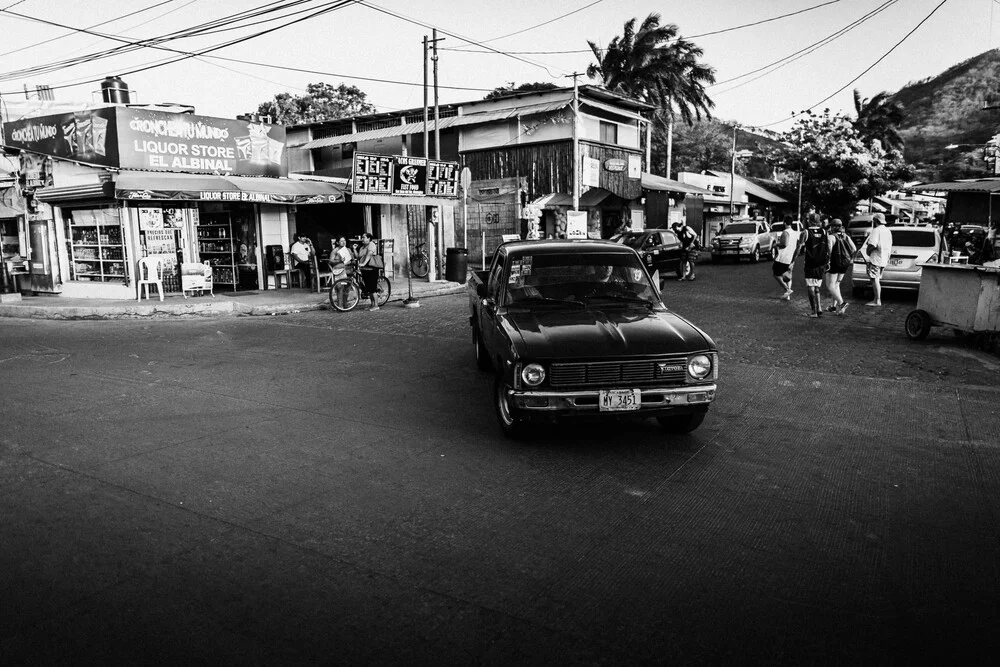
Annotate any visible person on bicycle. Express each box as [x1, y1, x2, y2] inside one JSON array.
[[357, 232, 381, 311]]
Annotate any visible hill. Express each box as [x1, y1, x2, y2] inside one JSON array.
[[893, 49, 1000, 181]]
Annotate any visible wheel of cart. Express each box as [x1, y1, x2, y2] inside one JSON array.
[[903, 262, 1000, 351]]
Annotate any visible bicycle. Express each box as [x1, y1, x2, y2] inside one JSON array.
[[328, 262, 391, 311], [410, 241, 430, 278]]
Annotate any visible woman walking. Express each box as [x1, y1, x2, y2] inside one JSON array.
[[356, 233, 381, 311], [824, 219, 857, 315]]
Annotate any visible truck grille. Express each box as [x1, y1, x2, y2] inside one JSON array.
[[548, 357, 688, 387]]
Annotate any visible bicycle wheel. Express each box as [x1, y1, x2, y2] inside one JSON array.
[[375, 276, 391, 306], [329, 278, 360, 311], [411, 253, 429, 278]]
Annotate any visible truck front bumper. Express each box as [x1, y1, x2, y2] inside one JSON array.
[[507, 384, 717, 416]]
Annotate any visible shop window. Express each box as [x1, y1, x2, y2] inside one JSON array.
[[65, 206, 127, 283], [1, 217, 20, 258], [600, 121, 618, 145]]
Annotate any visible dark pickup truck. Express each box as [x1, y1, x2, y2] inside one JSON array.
[[468, 239, 719, 438]]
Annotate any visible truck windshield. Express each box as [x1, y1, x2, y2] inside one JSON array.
[[505, 252, 659, 306], [721, 223, 756, 234]]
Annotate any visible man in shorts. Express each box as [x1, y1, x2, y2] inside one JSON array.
[[772, 216, 800, 300], [862, 212, 893, 307]]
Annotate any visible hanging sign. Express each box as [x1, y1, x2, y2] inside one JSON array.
[[352, 152, 459, 198], [566, 210, 587, 239], [604, 158, 627, 172]]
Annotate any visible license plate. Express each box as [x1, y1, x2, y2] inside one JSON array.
[[719, 249, 736, 254], [889, 258, 904, 266], [599, 389, 641, 411]]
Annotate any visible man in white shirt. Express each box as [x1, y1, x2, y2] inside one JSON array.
[[289, 233, 314, 288], [862, 212, 893, 307], [772, 216, 801, 300]]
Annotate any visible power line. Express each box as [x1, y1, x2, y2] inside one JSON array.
[[759, 0, 951, 129], [442, 0, 604, 52]]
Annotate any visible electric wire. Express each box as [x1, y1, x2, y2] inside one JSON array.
[[758, 0, 951, 128]]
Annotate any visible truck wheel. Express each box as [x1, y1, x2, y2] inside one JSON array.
[[473, 327, 492, 371], [750, 246, 760, 263], [904, 310, 932, 341], [494, 376, 526, 439], [656, 412, 705, 434]]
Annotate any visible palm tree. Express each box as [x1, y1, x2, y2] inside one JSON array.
[[853, 89, 905, 152], [588, 13, 715, 178]]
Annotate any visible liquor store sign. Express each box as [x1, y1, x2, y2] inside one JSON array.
[[4, 107, 287, 177], [352, 152, 459, 198]]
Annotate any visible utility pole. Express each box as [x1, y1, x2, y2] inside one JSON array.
[[729, 124, 738, 223], [432, 29, 444, 281], [568, 72, 581, 212]]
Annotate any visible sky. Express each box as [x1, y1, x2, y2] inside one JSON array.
[[0, 0, 996, 134]]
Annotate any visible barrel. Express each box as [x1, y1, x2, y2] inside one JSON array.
[[445, 247, 468, 284]]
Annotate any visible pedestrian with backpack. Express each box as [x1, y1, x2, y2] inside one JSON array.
[[824, 219, 857, 315], [672, 221, 701, 281], [802, 216, 831, 318]]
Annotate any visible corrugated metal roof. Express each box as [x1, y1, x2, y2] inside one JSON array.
[[296, 100, 572, 150], [913, 179, 1000, 193], [641, 173, 711, 195], [579, 97, 647, 123], [743, 180, 787, 204]]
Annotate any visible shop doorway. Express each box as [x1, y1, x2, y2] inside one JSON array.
[[295, 203, 366, 262]]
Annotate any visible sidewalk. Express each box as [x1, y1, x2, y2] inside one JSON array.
[[0, 277, 466, 320]]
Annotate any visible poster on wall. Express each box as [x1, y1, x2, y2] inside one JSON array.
[[583, 156, 601, 188], [138, 207, 164, 230], [143, 229, 175, 254], [163, 207, 186, 228], [566, 210, 587, 239]]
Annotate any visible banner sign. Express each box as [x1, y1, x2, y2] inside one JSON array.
[[352, 152, 459, 199], [3, 108, 287, 176], [117, 188, 341, 205]]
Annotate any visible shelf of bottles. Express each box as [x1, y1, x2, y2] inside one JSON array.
[[67, 207, 128, 282], [196, 212, 236, 288]]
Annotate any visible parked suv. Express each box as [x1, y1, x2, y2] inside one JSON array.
[[710, 220, 774, 263], [851, 225, 941, 297]]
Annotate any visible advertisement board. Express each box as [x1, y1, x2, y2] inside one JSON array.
[[3, 108, 287, 176], [352, 152, 459, 198]]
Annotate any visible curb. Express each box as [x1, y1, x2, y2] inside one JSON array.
[[0, 283, 467, 321]]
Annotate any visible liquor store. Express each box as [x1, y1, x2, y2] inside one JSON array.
[[3, 107, 346, 298]]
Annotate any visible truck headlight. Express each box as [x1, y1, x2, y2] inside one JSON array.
[[687, 354, 712, 380], [521, 363, 546, 386]]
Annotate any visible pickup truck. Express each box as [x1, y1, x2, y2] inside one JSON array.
[[468, 239, 719, 438]]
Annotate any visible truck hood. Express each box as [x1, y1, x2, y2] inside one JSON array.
[[716, 233, 754, 241], [501, 307, 712, 359]]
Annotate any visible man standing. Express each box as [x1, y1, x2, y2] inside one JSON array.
[[862, 212, 893, 306], [772, 216, 801, 300], [672, 221, 700, 281], [801, 216, 831, 318], [289, 233, 314, 288]]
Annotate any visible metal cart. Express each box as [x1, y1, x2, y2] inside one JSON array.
[[905, 262, 1000, 351]]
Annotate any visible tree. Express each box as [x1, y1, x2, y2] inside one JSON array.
[[255, 82, 376, 125], [775, 109, 912, 222], [853, 89, 905, 151], [587, 13, 715, 177], [483, 82, 559, 101], [658, 119, 730, 175]]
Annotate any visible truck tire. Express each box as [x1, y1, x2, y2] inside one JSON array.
[[494, 375, 526, 439], [656, 412, 705, 434], [749, 246, 760, 263], [473, 326, 492, 371]]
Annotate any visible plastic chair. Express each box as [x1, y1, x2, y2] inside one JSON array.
[[136, 256, 164, 301]]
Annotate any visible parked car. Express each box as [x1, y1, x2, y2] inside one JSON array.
[[710, 220, 775, 263], [468, 239, 718, 438], [847, 213, 898, 248], [851, 225, 942, 297], [613, 229, 684, 279]]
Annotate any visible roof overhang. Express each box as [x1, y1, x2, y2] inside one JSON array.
[[913, 179, 1000, 193], [641, 173, 711, 196], [113, 171, 346, 204]]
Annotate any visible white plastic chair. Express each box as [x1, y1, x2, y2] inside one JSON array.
[[136, 256, 164, 301]]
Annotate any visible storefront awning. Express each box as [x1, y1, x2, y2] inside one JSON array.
[[532, 188, 613, 209], [114, 171, 347, 204], [641, 173, 711, 196]]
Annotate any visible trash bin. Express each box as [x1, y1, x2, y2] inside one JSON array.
[[445, 247, 468, 284]]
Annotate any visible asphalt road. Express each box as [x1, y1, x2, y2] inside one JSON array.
[[2, 258, 999, 665]]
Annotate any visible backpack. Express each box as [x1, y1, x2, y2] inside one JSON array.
[[803, 228, 830, 268], [829, 233, 851, 272]]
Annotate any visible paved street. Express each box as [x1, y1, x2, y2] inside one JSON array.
[[2, 259, 999, 665]]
